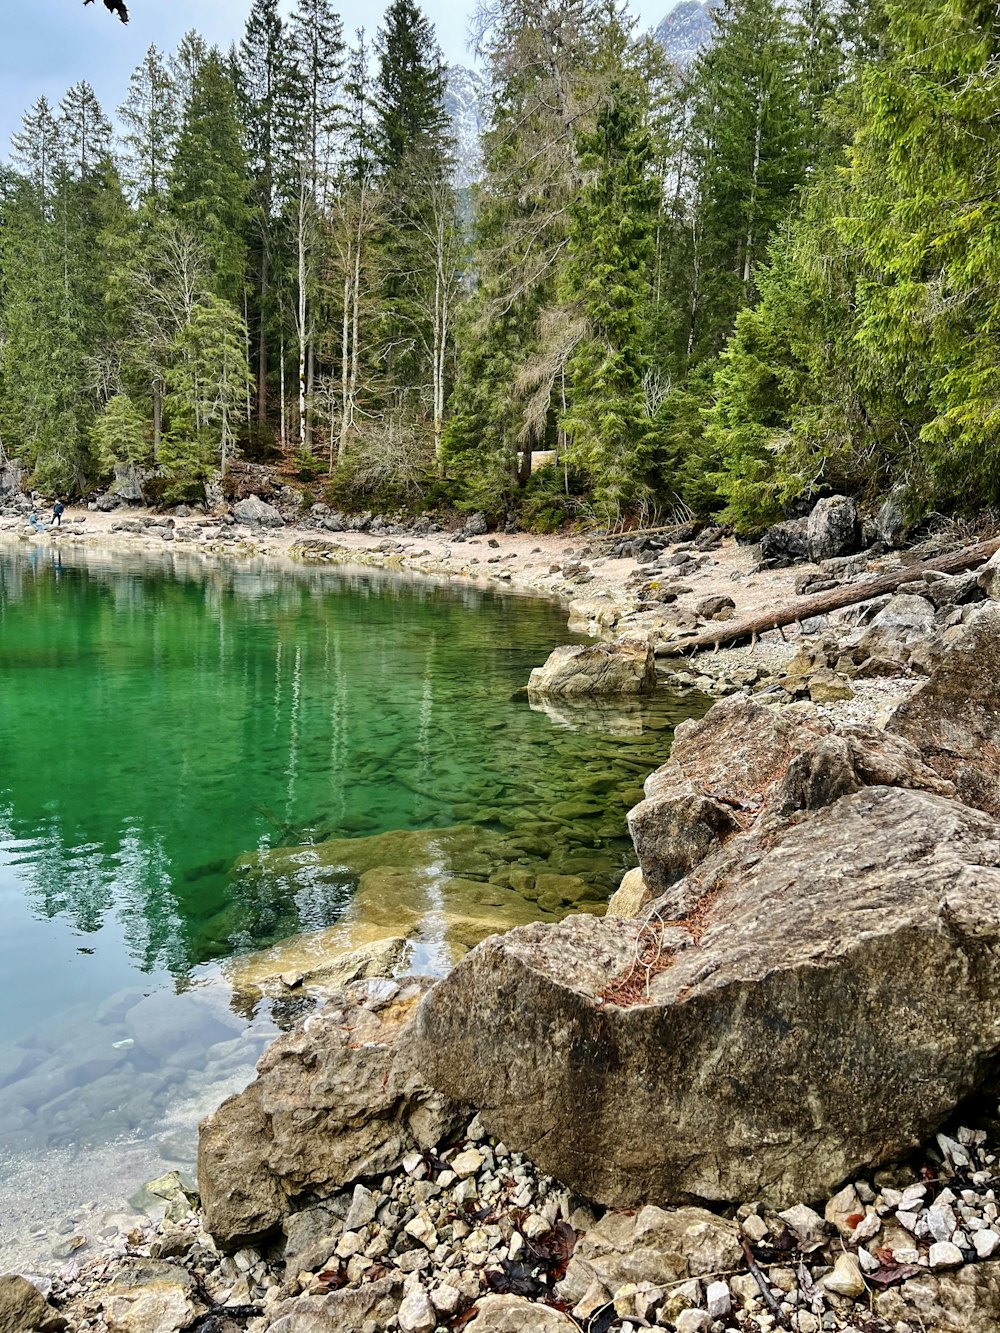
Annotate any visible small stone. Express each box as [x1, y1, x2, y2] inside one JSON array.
[[928, 1240, 964, 1270], [523, 1214, 551, 1240], [280, 972, 303, 989], [344, 1185, 378, 1231], [466, 1114, 486, 1141], [705, 1279, 731, 1320], [402, 1152, 427, 1179], [858, 1247, 880, 1273], [404, 1215, 438, 1251], [398, 1287, 436, 1333], [675, 1311, 711, 1333], [741, 1214, 769, 1244], [778, 1203, 826, 1249], [895, 1210, 921, 1233], [821, 1252, 866, 1299], [430, 1283, 462, 1316], [335, 1230, 363, 1259], [974, 1228, 1000, 1259], [451, 1149, 485, 1178], [571, 1279, 610, 1321]]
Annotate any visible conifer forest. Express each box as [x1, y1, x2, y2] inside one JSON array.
[[0, 0, 994, 533]]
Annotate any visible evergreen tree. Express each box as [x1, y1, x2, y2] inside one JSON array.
[[10, 98, 63, 198], [59, 82, 113, 180], [169, 52, 250, 306], [374, 0, 450, 178], [685, 0, 808, 362], [239, 0, 293, 427], [119, 46, 178, 204], [562, 80, 661, 520]]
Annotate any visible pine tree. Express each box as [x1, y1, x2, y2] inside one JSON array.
[[239, 0, 293, 427], [119, 46, 178, 204], [169, 52, 250, 306], [562, 80, 661, 520], [374, 0, 450, 178], [59, 82, 113, 180], [10, 98, 63, 198], [684, 0, 809, 362]]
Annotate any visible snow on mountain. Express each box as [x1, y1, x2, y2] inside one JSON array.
[[445, 65, 486, 190], [654, 0, 718, 68]]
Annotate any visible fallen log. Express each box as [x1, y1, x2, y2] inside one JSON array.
[[656, 537, 1000, 656]]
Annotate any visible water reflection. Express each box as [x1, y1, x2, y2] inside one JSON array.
[[0, 540, 708, 1268]]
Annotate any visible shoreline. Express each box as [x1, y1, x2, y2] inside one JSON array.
[[7, 505, 987, 1332]]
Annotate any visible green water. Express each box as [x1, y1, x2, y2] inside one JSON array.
[[0, 541, 702, 1266]]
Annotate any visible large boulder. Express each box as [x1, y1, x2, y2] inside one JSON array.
[[0, 1276, 65, 1332], [415, 786, 1000, 1209], [887, 604, 1000, 814], [874, 485, 910, 548], [198, 977, 463, 1250], [527, 639, 655, 698], [759, 517, 809, 567], [807, 495, 860, 563], [233, 494, 284, 528], [626, 694, 950, 893], [627, 698, 814, 892]]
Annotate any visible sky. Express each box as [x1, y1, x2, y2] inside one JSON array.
[[1, 0, 673, 158]]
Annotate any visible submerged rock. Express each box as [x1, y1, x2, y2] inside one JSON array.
[[416, 786, 1000, 1209], [527, 639, 656, 698]]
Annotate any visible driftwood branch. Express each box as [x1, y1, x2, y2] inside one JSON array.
[[741, 1239, 791, 1329], [657, 538, 1000, 657]]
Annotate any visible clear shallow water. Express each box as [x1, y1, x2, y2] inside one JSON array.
[[0, 541, 703, 1269]]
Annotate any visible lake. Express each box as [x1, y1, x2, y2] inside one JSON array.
[[0, 541, 700, 1269]]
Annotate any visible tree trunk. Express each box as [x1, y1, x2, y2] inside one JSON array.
[[657, 539, 1000, 656], [257, 243, 269, 424]]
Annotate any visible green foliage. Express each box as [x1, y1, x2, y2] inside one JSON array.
[[92, 393, 149, 473], [562, 80, 661, 522]]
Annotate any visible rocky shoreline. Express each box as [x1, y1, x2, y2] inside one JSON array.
[[7, 495, 1000, 1332]]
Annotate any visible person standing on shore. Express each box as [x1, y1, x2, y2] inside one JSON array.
[[52, 500, 64, 527]]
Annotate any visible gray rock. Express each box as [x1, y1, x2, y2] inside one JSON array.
[[874, 485, 910, 548], [416, 786, 1000, 1208], [465, 512, 488, 536], [527, 639, 656, 698], [101, 1261, 203, 1333], [199, 977, 463, 1250], [233, 494, 284, 528], [876, 1262, 1000, 1332], [807, 495, 860, 563], [887, 605, 1000, 814], [759, 517, 809, 567]]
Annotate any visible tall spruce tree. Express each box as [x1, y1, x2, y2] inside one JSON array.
[[119, 47, 178, 206], [562, 79, 660, 520], [169, 51, 250, 306]]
